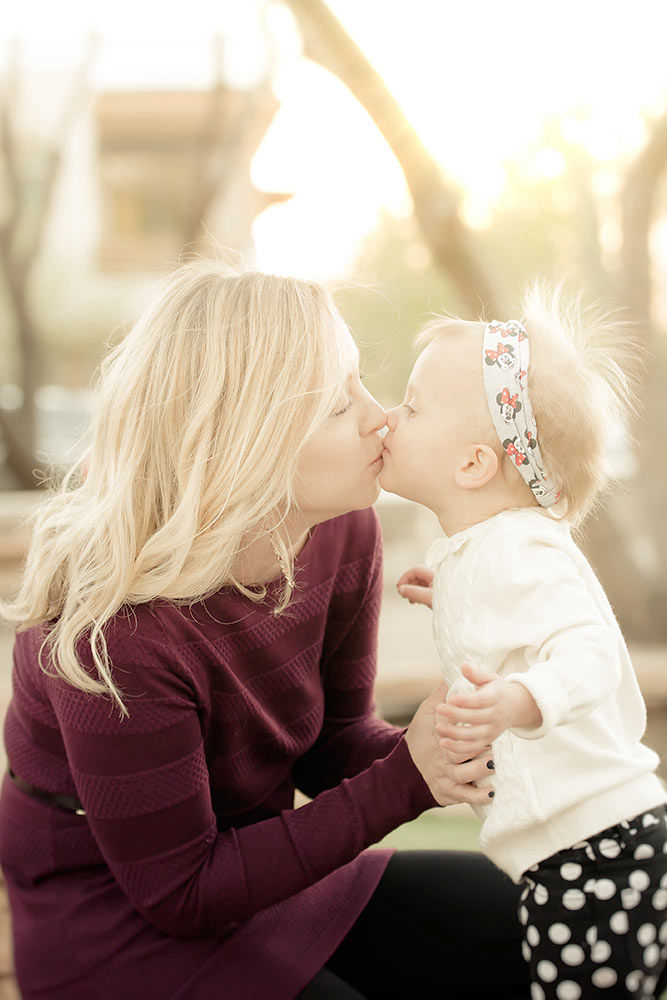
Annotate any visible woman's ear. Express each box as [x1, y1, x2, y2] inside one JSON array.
[[454, 444, 498, 490]]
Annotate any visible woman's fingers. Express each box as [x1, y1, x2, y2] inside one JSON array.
[[450, 755, 495, 786], [456, 782, 496, 805], [440, 740, 490, 760], [428, 755, 495, 807]]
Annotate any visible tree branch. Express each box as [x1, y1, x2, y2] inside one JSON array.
[[620, 109, 667, 331], [282, 0, 506, 317], [0, 406, 45, 487], [0, 36, 95, 487], [0, 39, 21, 243], [19, 35, 97, 270]]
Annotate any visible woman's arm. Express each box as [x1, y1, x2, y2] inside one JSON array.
[[53, 651, 489, 942], [294, 511, 402, 796]]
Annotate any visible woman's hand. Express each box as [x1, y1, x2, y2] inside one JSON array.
[[397, 565, 434, 609], [435, 663, 542, 758], [405, 681, 495, 807]]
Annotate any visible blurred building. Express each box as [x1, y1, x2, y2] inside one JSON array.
[[95, 88, 290, 270], [0, 67, 290, 483]]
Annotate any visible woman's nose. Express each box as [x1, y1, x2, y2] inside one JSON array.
[[360, 389, 386, 435]]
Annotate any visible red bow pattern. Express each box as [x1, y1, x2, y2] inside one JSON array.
[[484, 319, 561, 506], [488, 321, 527, 340], [500, 387, 519, 408], [485, 342, 513, 362], [505, 441, 527, 466]]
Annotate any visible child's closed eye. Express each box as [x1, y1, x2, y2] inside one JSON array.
[[402, 402, 416, 416]]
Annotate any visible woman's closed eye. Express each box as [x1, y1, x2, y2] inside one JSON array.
[[332, 371, 367, 417], [332, 398, 353, 417]]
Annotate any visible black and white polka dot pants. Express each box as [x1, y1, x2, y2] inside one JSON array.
[[519, 805, 667, 999]]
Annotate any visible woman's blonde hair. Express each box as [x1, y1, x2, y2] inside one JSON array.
[[1, 260, 352, 713], [416, 283, 640, 528]]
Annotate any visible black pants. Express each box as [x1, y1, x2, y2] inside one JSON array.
[[298, 850, 530, 999], [519, 807, 667, 999]]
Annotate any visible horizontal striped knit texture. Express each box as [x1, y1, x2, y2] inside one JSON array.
[[0, 508, 436, 999]]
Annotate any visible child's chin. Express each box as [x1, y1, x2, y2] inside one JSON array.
[[379, 473, 407, 500], [378, 469, 392, 492]]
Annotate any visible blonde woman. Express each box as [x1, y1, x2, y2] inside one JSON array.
[[0, 262, 528, 1000]]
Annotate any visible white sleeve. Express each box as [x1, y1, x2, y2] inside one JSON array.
[[472, 534, 622, 740]]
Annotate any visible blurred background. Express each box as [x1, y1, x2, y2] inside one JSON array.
[[0, 0, 666, 876]]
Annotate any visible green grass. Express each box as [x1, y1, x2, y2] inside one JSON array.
[[374, 808, 482, 852]]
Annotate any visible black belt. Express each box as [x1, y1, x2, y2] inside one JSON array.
[[8, 767, 85, 815]]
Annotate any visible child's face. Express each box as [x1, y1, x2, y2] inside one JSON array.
[[380, 334, 486, 513]]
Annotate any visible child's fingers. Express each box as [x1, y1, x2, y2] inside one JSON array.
[[444, 690, 494, 709], [397, 584, 433, 607], [460, 662, 499, 686], [397, 567, 434, 607], [437, 703, 495, 725], [397, 565, 434, 589]]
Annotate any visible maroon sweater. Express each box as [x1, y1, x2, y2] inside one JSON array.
[[0, 508, 436, 999]]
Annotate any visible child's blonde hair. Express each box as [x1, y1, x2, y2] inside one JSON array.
[[1, 260, 352, 713], [521, 283, 639, 526], [417, 283, 640, 528]]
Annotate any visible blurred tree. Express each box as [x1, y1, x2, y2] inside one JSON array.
[[0, 39, 95, 488], [282, 0, 507, 319], [287, 1, 667, 638], [0, 35, 287, 488]]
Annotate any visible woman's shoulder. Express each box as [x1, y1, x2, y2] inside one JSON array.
[[312, 506, 381, 563]]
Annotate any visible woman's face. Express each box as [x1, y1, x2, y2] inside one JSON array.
[[294, 330, 386, 523]]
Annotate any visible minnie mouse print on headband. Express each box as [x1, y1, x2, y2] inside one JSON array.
[[483, 320, 561, 507]]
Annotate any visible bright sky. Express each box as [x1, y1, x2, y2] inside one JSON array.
[[4, 0, 667, 279]]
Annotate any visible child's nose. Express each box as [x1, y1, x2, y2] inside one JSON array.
[[385, 407, 399, 431]]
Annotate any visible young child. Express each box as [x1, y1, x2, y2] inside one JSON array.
[[379, 286, 667, 1000]]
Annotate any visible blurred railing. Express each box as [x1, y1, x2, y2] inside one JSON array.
[[2, 488, 664, 745]]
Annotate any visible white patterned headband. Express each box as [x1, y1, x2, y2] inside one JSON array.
[[482, 320, 561, 507]]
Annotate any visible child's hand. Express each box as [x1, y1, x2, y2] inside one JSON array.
[[397, 565, 434, 608], [434, 663, 542, 757]]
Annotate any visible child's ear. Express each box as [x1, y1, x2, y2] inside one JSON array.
[[454, 444, 498, 490]]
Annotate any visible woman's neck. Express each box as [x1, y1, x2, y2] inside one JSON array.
[[233, 513, 313, 587]]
